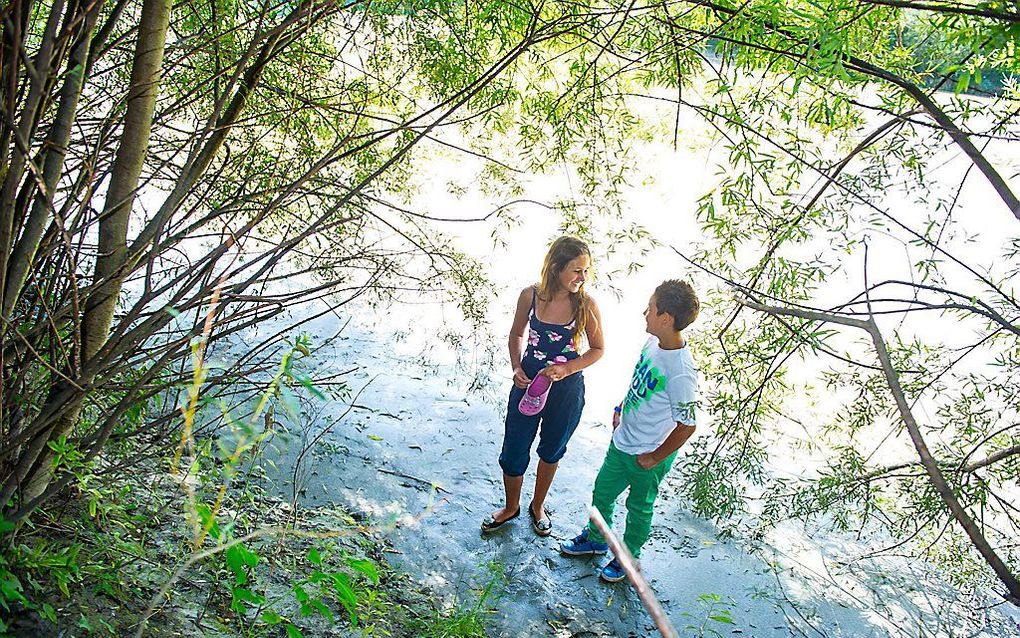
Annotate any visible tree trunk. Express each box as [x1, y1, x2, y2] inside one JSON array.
[[14, 0, 171, 507], [0, 0, 64, 333], [3, 0, 106, 319]]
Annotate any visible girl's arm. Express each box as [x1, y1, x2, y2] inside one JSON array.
[[541, 296, 605, 380], [509, 287, 533, 388]]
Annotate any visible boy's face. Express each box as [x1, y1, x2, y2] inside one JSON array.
[[643, 294, 669, 335]]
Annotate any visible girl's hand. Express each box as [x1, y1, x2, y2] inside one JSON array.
[[539, 363, 569, 382], [612, 406, 621, 430], [513, 366, 531, 389]]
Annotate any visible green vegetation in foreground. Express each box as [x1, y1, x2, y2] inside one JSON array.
[[0, 456, 499, 637], [0, 335, 499, 637]]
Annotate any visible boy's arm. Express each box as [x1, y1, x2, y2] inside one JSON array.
[[637, 422, 695, 469], [638, 369, 697, 469]]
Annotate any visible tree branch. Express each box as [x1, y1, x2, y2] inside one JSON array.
[[738, 296, 1020, 605]]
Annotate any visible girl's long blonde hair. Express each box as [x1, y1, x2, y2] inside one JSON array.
[[536, 236, 592, 349]]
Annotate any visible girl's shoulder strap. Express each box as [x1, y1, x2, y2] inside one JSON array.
[[530, 285, 538, 311]]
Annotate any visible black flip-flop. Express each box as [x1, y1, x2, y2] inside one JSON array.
[[529, 503, 552, 537], [481, 507, 520, 533]]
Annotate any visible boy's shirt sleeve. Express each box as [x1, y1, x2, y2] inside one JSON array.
[[667, 371, 698, 426]]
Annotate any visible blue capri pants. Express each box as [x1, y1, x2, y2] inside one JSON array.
[[498, 372, 585, 477]]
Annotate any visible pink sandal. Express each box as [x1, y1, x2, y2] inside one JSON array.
[[518, 374, 552, 416]]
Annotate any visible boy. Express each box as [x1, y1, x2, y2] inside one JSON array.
[[560, 279, 699, 582]]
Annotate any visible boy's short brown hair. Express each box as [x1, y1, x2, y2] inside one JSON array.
[[654, 279, 699, 331]]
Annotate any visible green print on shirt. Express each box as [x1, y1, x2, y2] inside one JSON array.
[[622, 347, 668, 415], [674, 400, 697, 425]]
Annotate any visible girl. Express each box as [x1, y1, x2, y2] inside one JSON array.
[[482, 236, 605, 536]]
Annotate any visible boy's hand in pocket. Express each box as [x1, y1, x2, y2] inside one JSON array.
[[637, 453, 658, 469]]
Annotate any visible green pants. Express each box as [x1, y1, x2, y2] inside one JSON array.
[[586, 441, 676, 559]]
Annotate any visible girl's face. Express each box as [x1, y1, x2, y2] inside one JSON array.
[[557, 254, 591, 294]]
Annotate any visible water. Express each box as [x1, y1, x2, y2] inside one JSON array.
[[252, 94, 1020, 636], [256, 298, 1018, 637]]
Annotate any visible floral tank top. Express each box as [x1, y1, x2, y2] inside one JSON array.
[[521, 287, 581, 379]]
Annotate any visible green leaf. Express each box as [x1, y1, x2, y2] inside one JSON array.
[[232, 586, 265, 605], [225, 544, 258, 585], [310, 599, 335, 623], [299, 375, 327, 401], [331, 573, 358, 611], [195, 504, 221, 541], [285, 624, 303, 638], [261, 610, 283, 625], [0, 574, 25, 608], [226, 543, 259, 570], [954, 71, 970, 94], [230, 585, 265, 614], [239, 544, 259, 567], [346, 558, 380, 584], [40, 603, 57, 624], [307, 547, 322, 566], [279, 386, 301, 417]]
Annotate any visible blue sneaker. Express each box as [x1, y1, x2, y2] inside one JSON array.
[[559, 528, 609, 556], [599, 556, 627, 583]]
